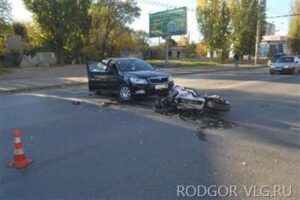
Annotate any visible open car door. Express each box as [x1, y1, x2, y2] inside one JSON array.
[[86, 60, 108, 92]]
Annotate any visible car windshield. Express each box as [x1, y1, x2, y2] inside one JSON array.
[[278, 57, 294, 63], [117, 59, 155, 72]]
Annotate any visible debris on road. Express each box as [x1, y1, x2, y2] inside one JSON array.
[[194, 128, 207, 141], [72, 101, 81, 105], [197, 116, 236, 130], [96, 100, 119, 107], [154, 86, 231, 114], [153, 85, 234, 136], [155, 107, 236, 131]]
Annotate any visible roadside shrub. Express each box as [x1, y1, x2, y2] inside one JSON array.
[[6, 50, 23, 66], [23, 44, 40, 57]]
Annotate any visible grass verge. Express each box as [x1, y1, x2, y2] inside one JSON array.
[[147, 58, 268, 67], [0, 60, 19, 75], [147, 59, 217, 67], [0, 67, 10, 75]]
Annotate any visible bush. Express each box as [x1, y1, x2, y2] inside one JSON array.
[[6, 50, 23, 66]]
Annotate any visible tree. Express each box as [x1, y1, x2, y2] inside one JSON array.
[[106, 26, 134, 57], [196, 0, 231, 60], [25, 23, 44, 49], [229, 0, 266, 59], [13, 22, 28, 40], [131, 30, 150, 58], [177, 36, 189, 46], [22, 22, 47, 56], [196, 42, 208, 56], [215, 1, 231, 61], [23, 0, 92, 64], [288, 0, 300, 54], [0, 0, 12, 57], [148, 45, 164, 59], [0, 0, 11, 36], [178, 37, 197, 58], [65, 1, 91, 63], [88, 0, 140, 59]]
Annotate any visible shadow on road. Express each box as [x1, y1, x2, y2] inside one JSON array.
[[189, 88, 300, 150], [179, 71, 300, 85], [0, 92, 228, 199]]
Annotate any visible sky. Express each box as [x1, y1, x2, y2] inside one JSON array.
[[10, 0, 293, 43]]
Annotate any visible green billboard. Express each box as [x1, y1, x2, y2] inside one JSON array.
[[149, 7, 187, 38]]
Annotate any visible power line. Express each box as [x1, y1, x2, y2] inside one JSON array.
[[266, 13, 300, 19], [136, 0, 196, 12], [137, 0, 299, 19]]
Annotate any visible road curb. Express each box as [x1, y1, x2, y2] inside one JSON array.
[[0, 82, 87, 95], [169, 66, 267, 76], [0, 66, 267, 95]]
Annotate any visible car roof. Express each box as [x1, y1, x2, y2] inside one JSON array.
[[106, 57, 141, 62], [271, 56, 295, 62], [272, 55, 298, 59]]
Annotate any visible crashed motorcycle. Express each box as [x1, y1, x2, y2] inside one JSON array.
[[154, 86, 231, 113]]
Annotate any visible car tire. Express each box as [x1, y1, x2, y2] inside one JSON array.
[[118, 84, 133, 103], [269, 71, 274, 75], [290, 69, 296, 75], [94, 91, 102, 96]]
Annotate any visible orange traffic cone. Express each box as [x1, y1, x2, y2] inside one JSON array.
[[8, 129, 33, 169]]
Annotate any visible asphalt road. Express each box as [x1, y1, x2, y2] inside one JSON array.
[[0, 68, 299, 200]]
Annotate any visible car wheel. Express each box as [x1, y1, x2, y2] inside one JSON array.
[[269, 71, 274, 75], [290, 69, 296, 75], [118, 84, 133, 103], [94, 91, 102, 96]]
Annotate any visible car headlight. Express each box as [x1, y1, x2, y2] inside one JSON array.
[[130, 77, 148, 84], [168, 76, 174, 82], [284, 65, 289, 68]]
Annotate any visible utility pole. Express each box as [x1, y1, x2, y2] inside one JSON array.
[[164, 34, 170, 67], [254, 0, 262, 65]]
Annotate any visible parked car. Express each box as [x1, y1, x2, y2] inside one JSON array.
[[267, 53, 286, 67], [86, 58, 174, 102], [295, 55, 300, 66], [269, 56, 299, 75]]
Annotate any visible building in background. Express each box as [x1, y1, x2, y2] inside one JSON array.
[[259, 21, 291, 57], [168, 46, 186, 59], [265, 22, 275, 35], [259, 35, 291, 57]]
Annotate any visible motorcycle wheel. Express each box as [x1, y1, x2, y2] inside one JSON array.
[[206, 99, 231, 112], [153, 96, 173, 114]]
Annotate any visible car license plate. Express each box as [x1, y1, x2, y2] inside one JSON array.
[[155, 84, 168, 90]]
